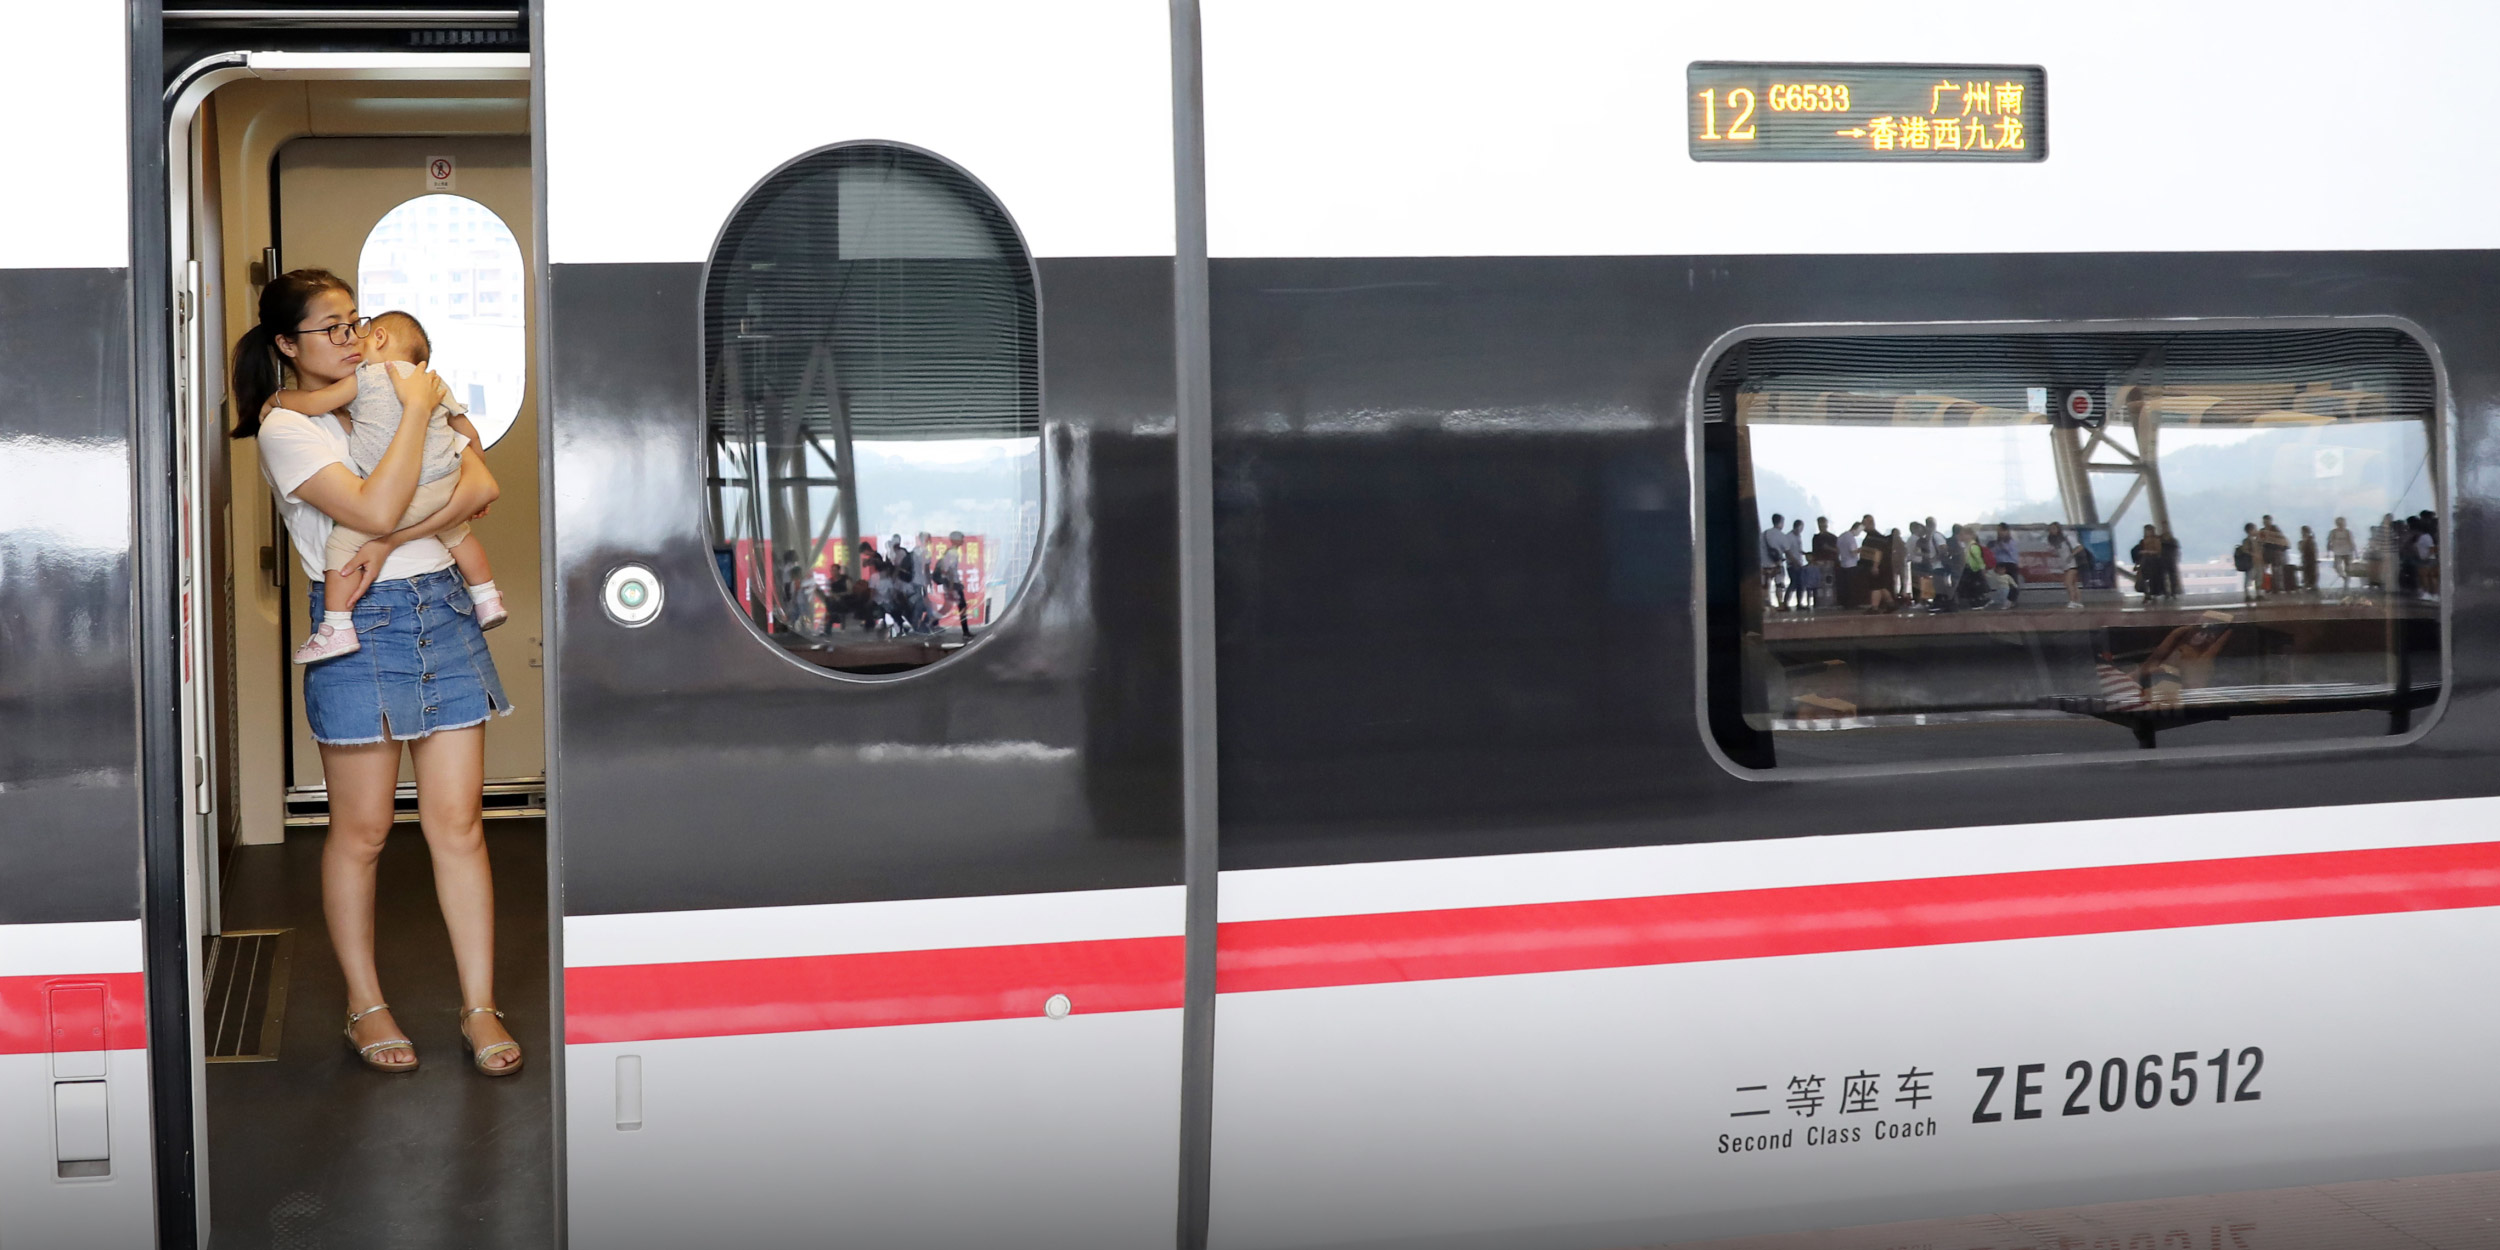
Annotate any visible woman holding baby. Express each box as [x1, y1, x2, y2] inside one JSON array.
[[229, 269, 522, 1076]]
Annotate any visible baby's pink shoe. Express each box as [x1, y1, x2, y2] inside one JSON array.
[[293, 620, 360, 665], [471, 588, 508, 631]]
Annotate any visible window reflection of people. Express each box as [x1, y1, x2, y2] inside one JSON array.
[[1759, 512, 1787, 606], [2236, 523, 2259, 599], [2400, 514, 2438, 596], [2298, 525, 2319, 593], [2137, 611, 2235, 707], [820, 554, 874, 633], [1809, 517, 1838, 609], [1836, 517, 1867, 607], [1951, 524, 2000, 610], [887, 533, 937, 633], [1907, 521, 1938, 605], [2328, 516, 2355, 588], [2416, 512, 2440, 595], [932, 530, 972, 638], [2131, 524, 2167, 601], [2044, 521, 2083, 609], [228, 270, 521, 1076], [912, 532, 938, 628], [1861, 529, 1896, 613], [1989, 523, 2021, 607], [1779, 518, 1807, 610], [2259, 515, 2289, 595]]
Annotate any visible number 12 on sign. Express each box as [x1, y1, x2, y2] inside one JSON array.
[[1696, 88, 1756, 142]]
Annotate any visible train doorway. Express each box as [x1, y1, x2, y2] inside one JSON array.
[[273, 135, 546, 800], [167, 60, 554, 1247]]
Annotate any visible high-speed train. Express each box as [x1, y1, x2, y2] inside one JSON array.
[[5, 2, 2499, 1248]]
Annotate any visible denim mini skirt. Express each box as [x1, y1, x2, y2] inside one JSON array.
[[302, 567, 512, 745]]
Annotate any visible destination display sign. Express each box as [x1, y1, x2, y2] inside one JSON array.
[[1688, 63, 2046, 162]]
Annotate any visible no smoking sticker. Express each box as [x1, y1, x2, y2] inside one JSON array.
[[426, 155, 455, 192]]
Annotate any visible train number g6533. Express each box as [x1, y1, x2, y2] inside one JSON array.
[[1766, 82, 1850, 112], [1972, 1048, 2264, 1124]]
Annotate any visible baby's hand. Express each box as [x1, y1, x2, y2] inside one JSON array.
[[391, 364, 449, 410], [340, 538, 397, 607]]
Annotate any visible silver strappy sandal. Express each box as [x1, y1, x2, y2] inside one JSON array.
[[344, 1003, 417, 1072], [459, 1006, 524, 1077]]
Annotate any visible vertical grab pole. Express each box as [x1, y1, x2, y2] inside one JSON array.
[[1169, 2, 1219, 1248]]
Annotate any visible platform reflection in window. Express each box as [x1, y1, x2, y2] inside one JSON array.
[[1702, 325, 2443, 771], [702, 143, 1041, 675]]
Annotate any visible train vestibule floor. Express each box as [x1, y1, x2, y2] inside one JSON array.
[[207, 819, 552, 1248]]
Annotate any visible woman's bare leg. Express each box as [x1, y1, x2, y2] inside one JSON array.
[[320, 738, 413, 1065], [408, 726, 517, 1069]]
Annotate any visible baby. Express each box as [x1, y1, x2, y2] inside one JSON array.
[[277, 311, 506, 664]]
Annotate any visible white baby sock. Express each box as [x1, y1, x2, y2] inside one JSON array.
[[322, 610, 354, 634]]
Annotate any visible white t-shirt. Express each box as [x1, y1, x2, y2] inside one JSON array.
[[258, 408, 461, 582], [1837, 527, 1864, 567]]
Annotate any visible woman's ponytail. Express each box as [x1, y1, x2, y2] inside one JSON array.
[[228, 321, 282, 438], [229, 268, 353, 439]]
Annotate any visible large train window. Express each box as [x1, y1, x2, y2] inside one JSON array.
[[358, 193, 528, 448], [703, 143, 1042, 675], [1700, 324, 2445, 773]]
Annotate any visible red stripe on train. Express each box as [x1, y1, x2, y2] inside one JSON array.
[[0, 973, 148, 1056], [1216, 840, 2500, 993], [563, 841, 2500, 1044], [564, 935, 1186, 1044]]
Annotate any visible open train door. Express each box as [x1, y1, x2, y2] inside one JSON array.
[[0, 4, 161, 1247], [538, 4, 1191, 1246]]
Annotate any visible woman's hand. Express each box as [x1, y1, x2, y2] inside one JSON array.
[[391, 363, 449, 411], [335, 537, 400, 608]]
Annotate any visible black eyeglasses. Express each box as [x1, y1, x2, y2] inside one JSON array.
[[288, 316, 371, 347]]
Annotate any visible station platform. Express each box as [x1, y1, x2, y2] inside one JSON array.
[[1761, 591, 2439, 644]]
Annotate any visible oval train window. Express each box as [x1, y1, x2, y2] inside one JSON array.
[[356, 193, 529, 448], [703, 144, 1042, 675]]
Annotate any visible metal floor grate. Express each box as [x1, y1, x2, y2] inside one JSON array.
[[203, 929, 294, 1062]]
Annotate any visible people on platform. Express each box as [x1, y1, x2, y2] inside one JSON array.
[[1836, 517, 1867, 607], [2131, 523, 2170, 602], [932, 531, 972, 638], [1861, 525, 1897, 613], [2410, 515, 2430, 597], [1760, 513, 1788, 605], [1990, 524, 2022, 607], [2259, 516, 2290, 596], [1759, 500, 2425, 616], [2043, 521, 2084, 609], [1783, 518, 1807, 609], [1809, 517, 1838, 607], [1909, 519, 1944, 605]]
